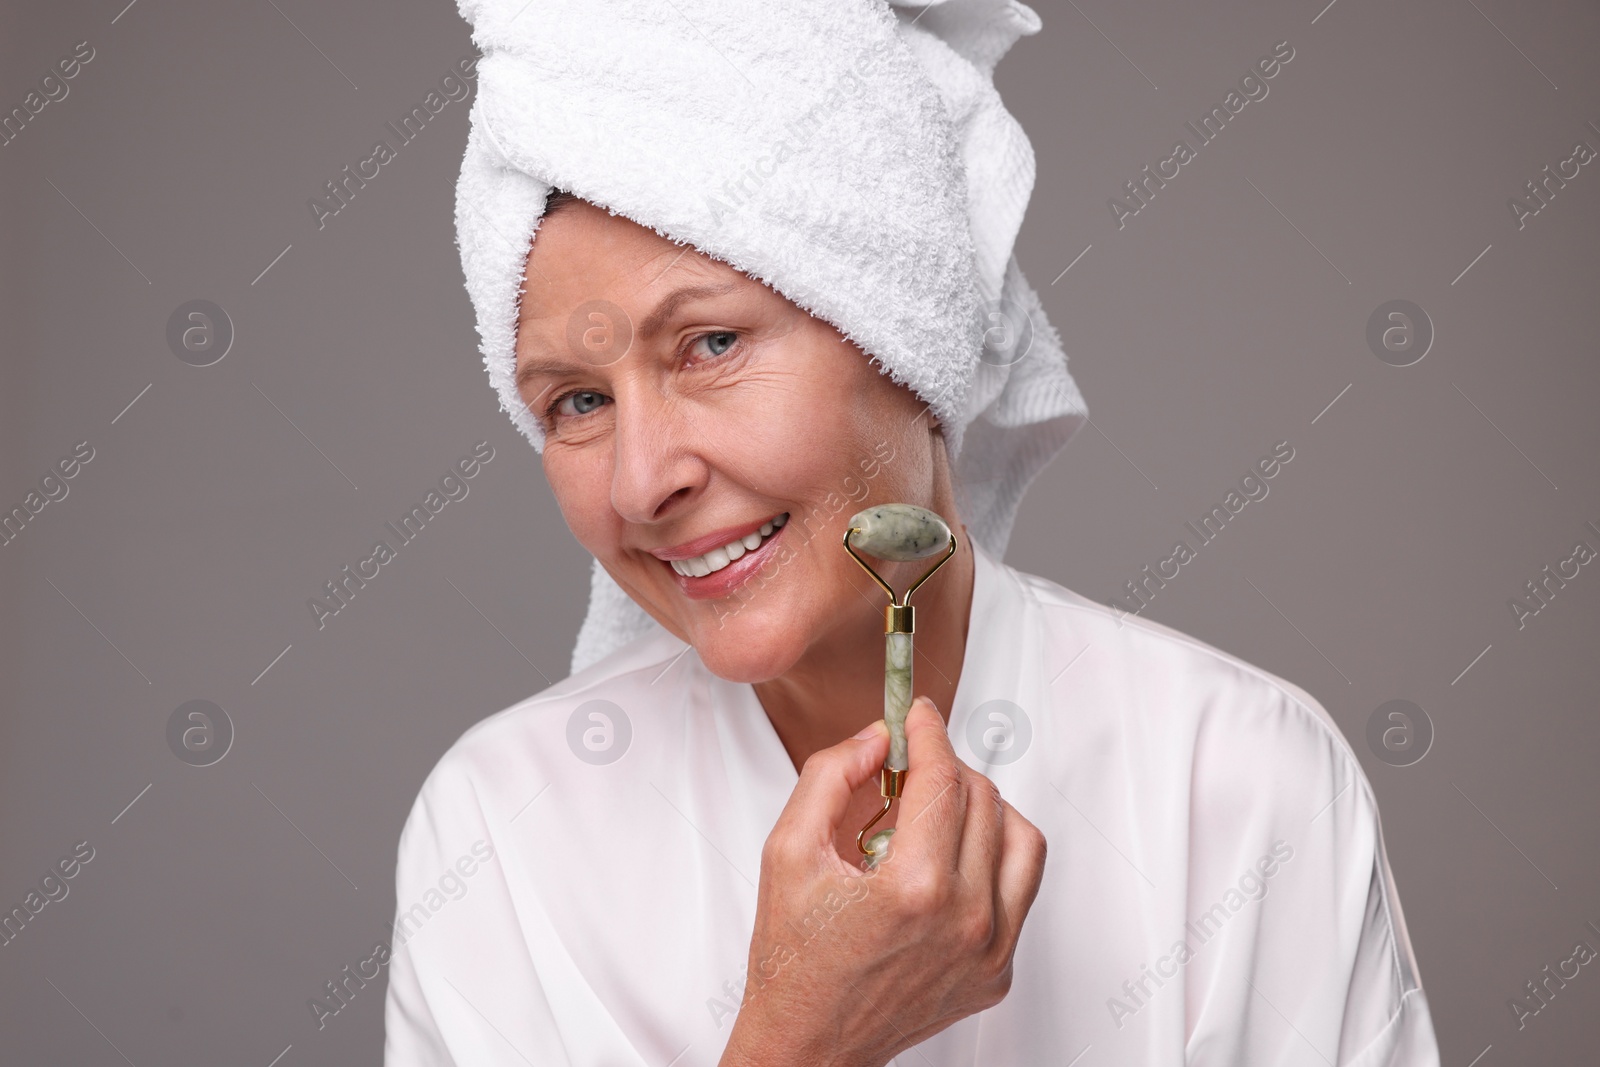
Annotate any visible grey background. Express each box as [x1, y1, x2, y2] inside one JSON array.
[[2, 0, 1597, 1063]]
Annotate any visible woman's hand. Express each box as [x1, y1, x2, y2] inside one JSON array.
[[718, 697, 1048, 1067]]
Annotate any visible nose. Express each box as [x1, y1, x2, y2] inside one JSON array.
[[608, 384, 707, 525]]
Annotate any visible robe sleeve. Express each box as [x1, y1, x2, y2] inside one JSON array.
[[384, 748, 575, 1066], [1180, 675, 1440, 1067]]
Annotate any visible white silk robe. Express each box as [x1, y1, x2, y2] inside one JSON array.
[[384, 539, 1440, 1065]]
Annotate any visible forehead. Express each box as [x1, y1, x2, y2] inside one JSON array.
[[517, 204, 732, 329]]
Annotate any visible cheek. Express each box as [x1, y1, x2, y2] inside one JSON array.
[[751, 373, 921, 514], [718, 371, 843, 485], [544, 450, 615, 546], [760, 406, 822, 470]]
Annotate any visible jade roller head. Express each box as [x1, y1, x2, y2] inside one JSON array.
[[842, 504, 959, 861], [846, 505, 953, 565]]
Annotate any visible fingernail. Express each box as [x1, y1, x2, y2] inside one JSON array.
[[854, 721, 882, 739]]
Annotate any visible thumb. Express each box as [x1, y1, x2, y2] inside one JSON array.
[[782, 720, 890, 848], [903, 695, 956, 771], [900, 696, 965, 805]]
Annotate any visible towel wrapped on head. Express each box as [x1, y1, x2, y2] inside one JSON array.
[[452, 0, 1088, 674]]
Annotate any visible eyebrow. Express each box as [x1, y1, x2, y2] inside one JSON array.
[[514, 281, 740, 392]]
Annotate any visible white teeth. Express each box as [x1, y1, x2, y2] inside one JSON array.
[[671, 513, 788, 578]]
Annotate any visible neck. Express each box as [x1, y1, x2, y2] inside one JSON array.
[[752, 528, 976, 775]]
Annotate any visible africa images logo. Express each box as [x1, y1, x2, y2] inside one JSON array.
[[307, 442, 495, 631], [1105, 841, 1295, 1029]]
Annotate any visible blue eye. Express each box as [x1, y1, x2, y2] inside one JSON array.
[[700, 331, 737, 356], [552, 390, 607, 419]]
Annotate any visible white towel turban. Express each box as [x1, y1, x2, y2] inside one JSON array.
[[452, 0, 1088, 676]]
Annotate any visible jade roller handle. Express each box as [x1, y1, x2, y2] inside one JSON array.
[[884, 630, 913, 771]]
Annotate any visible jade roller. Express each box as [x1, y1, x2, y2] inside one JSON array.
[[842, 504, 959, 861]]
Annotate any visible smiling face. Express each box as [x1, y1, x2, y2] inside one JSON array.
[[516, 198, 961, 683]]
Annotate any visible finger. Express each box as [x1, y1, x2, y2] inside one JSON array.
[[993, 800, 1047, 948], [778, 720, 890, 850], [954, 771, 1005, 912], [901, 695, 963, 799], [894, 697, 968, 875]]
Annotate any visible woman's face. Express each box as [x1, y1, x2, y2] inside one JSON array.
[[516, 199, 954, 682]]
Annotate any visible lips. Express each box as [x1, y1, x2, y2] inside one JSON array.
[[650, 513, 784, 562], [664, 519, 791, 601]]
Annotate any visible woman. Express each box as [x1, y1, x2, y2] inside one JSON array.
[[386, 1, 1440, 1064]]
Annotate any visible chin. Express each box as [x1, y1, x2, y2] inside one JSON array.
[[685, 603, 807, 684]]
